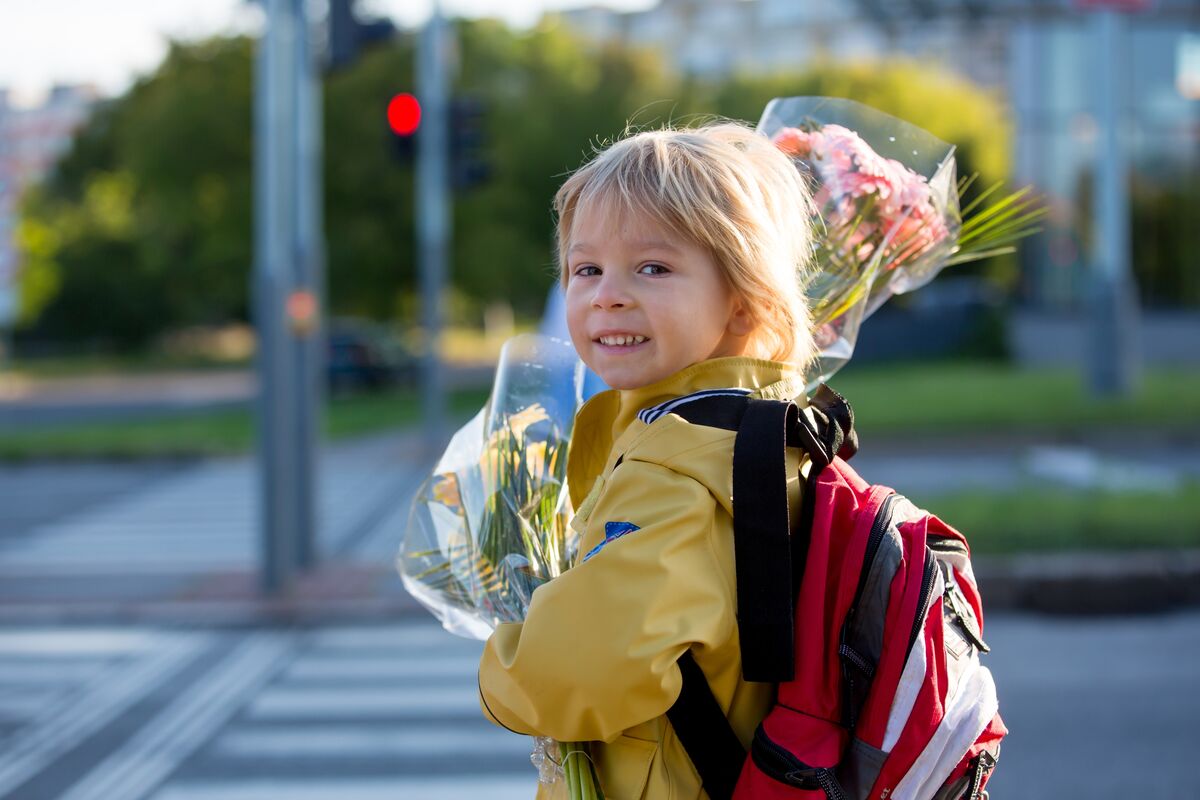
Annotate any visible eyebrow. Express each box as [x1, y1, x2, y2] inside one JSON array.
[[568, 240, 683, 255]]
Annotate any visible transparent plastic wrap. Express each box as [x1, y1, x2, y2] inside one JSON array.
[[397, 334, 603, 798], [757, 96, 1041, 387]]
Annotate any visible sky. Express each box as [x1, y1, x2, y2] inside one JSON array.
[[0, 0, 656, 106]]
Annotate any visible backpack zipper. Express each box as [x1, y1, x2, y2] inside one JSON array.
[[750, 724, 849, 800], [839, 491, 898, 729], [849, 492, 898, 618], [906, 548, 937, 660], [963, 750, 996, 799], [928, 535, 991, 653]]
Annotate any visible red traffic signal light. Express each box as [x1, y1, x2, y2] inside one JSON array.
[[387, 93, 421, 136]]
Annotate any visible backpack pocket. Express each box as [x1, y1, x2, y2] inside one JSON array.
[[734, 705, 848, 799]]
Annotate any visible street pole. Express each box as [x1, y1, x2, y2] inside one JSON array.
[[1087, 8, 1141, 397], [290, 0, 323, 570], [253, 0, 322, 593], [417, 4, 452, 451]]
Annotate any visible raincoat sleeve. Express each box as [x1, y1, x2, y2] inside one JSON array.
[[478, 458, 733, 743]]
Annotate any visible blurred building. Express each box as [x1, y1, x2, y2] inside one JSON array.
[[553, 0, 1200, 312], [0, 84, 101, 328]]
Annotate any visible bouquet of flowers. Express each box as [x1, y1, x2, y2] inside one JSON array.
[[758, 97, 1045, 386], [397, 334, 603, 798]]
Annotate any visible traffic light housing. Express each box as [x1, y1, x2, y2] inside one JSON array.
[[387, 92, 420, 163], [384, 94, 490, 192], [328, 0, 395, 71], [449, 96, 491, 190]]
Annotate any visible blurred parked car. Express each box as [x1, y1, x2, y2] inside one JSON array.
[[326, 318, 417, 394]]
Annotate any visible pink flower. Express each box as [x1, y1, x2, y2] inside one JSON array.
[[771, 127, 817, 158], [773, 120, 954, 271]]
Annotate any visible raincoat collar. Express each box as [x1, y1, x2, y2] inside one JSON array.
[[567, 356, 807, 508]]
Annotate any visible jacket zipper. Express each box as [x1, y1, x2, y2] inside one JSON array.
[[751, 725, 849, 800], [906, 548, 937, 660]]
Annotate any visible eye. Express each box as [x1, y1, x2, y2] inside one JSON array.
[[638, 263, 669, 275], [574, 265, 601, 277]]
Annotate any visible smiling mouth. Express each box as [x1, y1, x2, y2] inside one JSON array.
[[595, 335, 648, 347]]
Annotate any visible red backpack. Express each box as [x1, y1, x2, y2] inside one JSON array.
[[661, 385, 1005, 800]]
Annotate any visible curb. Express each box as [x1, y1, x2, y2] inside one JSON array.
[[2, 551, 1199, 627], [974, 549, 1200, 615]]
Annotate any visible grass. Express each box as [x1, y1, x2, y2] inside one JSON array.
[[913, 484, 1200, 554], [0, 387, 490, 461], [829, 360, 1200, 438], [6, 352, 251, 378], [3, 360, 1197, 460]]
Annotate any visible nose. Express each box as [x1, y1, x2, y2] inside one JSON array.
[[591, 272, 633, 310]]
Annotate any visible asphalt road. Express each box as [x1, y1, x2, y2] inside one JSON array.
[[0, 611, 1196, 800]]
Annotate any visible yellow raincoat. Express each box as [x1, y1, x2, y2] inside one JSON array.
[[479, 357, 813, 800]]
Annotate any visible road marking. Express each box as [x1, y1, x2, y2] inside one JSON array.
[[215, 723, 533, 759], [248, 684, 482, 719], [0, 660, 111, 683], [150, 776, 535, 800], [284, 654, 479, 682], [58, 633, 294, 800], [0, 686, 61, 719], [308, 625, 482, 652], [0, 629, 159, 655], [0, 632, 207, 797]]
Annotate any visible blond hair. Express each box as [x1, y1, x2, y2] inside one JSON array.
[[554, 121, 818, 367]]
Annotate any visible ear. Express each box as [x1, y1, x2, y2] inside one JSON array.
[[727, 298, 755, 337]]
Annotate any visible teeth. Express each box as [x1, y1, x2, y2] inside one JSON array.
[[599, 335, 646, 346]]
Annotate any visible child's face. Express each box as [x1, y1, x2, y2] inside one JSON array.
[[564, 202, 753, 390]]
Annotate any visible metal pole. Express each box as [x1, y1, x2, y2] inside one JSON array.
[[254, 0, 301, 593], [1087, 9, 1140, 397], [290, 0, 322, 570], [417, 4, 451, 450]]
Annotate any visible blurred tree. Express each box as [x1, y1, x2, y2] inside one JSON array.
[[18, 24, 1033, 350], [447, 19, 683, 316], [322, 36, 418, 320], [1131, 175, 1200, 307], [17, 37, 254, 348]]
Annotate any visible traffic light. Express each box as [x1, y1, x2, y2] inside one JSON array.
[[328, 0, 395, 71], [387, 92, 421, 163], [449, 97, 491, 190], [383, 93, 491, 189]]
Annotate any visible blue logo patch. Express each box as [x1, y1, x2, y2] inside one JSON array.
[[581, 521, 642, 563]]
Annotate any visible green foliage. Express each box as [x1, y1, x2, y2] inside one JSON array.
[[920, 486, 1200, 554], [18, 23, 1020, 347], [323, 38, 418, 319], [1131, 174, 1200, 307], [18, 37, 255, 347], [831, 361, 1200, 437]]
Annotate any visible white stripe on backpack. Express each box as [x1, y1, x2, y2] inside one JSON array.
[[892, 649, 999, 799]]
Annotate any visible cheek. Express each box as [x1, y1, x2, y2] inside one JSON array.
[[564, 289, 589, 344]]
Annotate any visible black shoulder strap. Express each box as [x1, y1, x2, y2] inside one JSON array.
[[660, 386, 859, 799], [732, 398, 798, 682], [665, 651, 746, 800]]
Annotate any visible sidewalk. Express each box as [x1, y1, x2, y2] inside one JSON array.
[[0, 429, 430, 625], [1, 426, 1197, 624]]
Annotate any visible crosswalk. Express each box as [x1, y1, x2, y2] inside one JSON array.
[[0, 622, 540, 800], [0, 432, 427, 584]]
